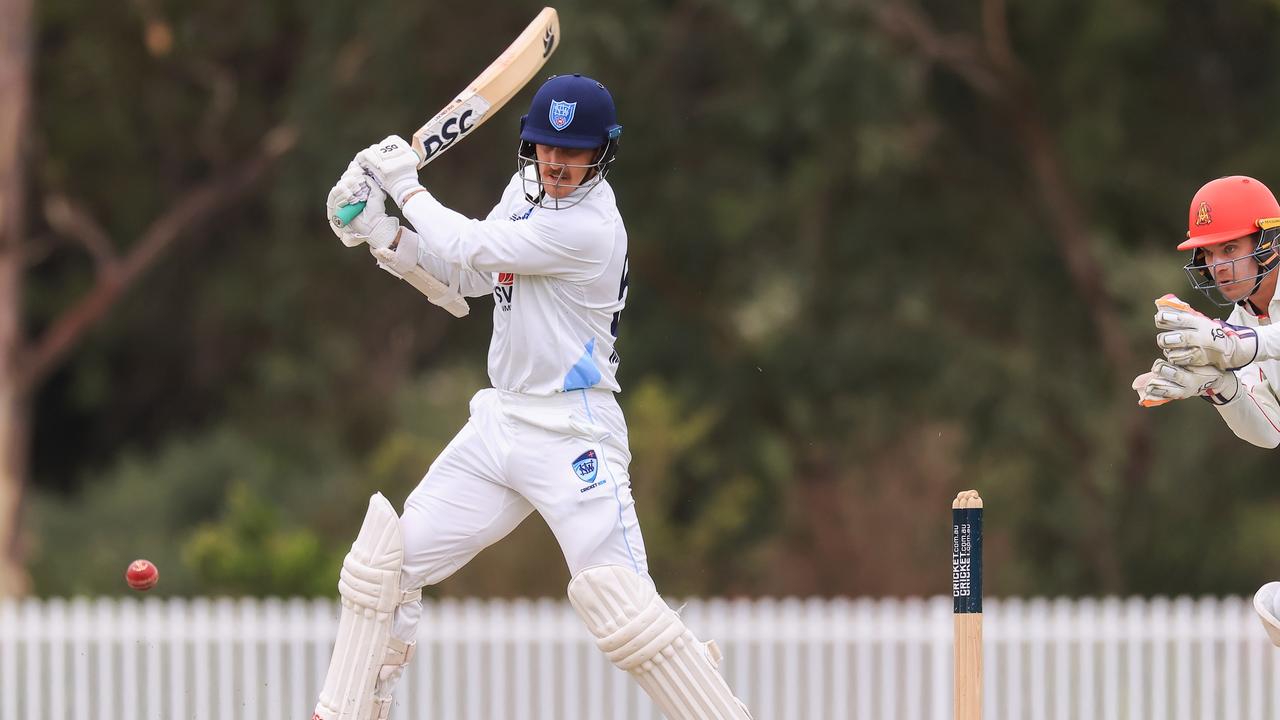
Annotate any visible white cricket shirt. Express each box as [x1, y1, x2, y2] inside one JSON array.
[[402, 172, 629, 396]]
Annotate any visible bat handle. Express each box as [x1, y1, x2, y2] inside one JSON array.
[[333, 201, 367, 227]]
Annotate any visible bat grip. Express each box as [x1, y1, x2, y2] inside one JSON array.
[[333, 201, 367, 227]]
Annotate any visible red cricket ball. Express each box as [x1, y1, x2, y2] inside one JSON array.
[[125, 559, 159, 591]]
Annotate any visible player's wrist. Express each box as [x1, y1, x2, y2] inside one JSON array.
[[1252, 323, 1280, 363], [399, 187, 428, 207], [1220, 321, 1260, 369], [1203, 370, 1240, 405], [389, 179, 425, 207]]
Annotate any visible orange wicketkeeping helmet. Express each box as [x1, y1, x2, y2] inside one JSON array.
[[1181, 175, 1280, 306]]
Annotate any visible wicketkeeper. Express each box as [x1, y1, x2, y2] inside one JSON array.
[[1129, 175, 1280, 652], [315, 74, 752, 720]]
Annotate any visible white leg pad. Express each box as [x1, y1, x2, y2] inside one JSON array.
[[568, 565, 752, 720], [1255, 582, 1280, 647], [313, 493, 421, 720]]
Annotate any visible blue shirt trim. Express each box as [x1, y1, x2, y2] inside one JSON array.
[[562, 338, 602, 392]]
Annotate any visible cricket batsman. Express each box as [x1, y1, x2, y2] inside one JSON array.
[[1129, 175, 1280, 651], [314, 74, 752, 720]]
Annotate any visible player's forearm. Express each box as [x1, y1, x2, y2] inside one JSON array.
[[382, 227, 490, 298], [1213, 380, 1280, 449], [403, 190, 598, 277], [402, 191, 497, 272], [413, 242, 493, 298]]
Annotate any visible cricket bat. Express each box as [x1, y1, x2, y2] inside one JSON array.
[[333, 7, 561, 227]]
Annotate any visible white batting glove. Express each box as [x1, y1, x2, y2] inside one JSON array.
[[367, 228, 470, 316], [1153, 294, 1258, 370], [326, 163, 400, 249], [355, 135, 424, 206], [1131, 359, 1239, 407], [369, 228, 420, 276]]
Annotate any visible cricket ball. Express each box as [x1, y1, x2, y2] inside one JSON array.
[[125, 559, 159, 591]]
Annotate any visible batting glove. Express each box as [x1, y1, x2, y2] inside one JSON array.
[[326, 162, 399, 249], [355, 135, 424, 206]]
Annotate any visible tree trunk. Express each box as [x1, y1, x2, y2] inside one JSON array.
[[0, 377, 31, 597], [0, 0, 33, 596]]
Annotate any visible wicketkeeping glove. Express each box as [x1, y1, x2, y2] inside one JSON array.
[[1255, 582, 1280, 647], [1153, 294, 1258, 370], [1131, 358, 1239, 407]]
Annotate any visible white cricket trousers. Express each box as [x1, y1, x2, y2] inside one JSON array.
[[392, 387, 651, 642]]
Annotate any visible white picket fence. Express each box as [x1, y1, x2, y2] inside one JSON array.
[[1, 595, 1279, 719]]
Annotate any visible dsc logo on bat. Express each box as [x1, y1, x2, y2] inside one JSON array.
[[418, 96, 493, 162], [420, 110, 475, 160]]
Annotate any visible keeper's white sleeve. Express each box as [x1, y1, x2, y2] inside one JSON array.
[[1214, 365, 1280, 448], [1214, 303, 1280, 448], [1254, 323, 1280, 362]]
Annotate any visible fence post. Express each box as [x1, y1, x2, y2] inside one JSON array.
[[4, 594, 1279, 719]]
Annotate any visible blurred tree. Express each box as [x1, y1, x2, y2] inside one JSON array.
[[867, 0, 1148, 589], [21, 0, 1280, 601], [0, 0, 296, 596], [0, 0, 35, 596]]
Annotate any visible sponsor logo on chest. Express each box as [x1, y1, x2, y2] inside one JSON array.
[[494, 272, 514, 310], [494, 206, 534, 310]]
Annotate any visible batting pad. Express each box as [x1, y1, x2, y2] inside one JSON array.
[[1255, 582, 1280, 647], [314, 493, 421, 720], [568, 565, 752, 720]]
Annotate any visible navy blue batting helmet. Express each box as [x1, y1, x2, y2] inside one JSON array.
[[520, 74, 622, 149]]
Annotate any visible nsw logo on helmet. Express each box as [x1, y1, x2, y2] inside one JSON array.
[[549, 100, 576, 131], [1197, 201, 1212, 226]]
